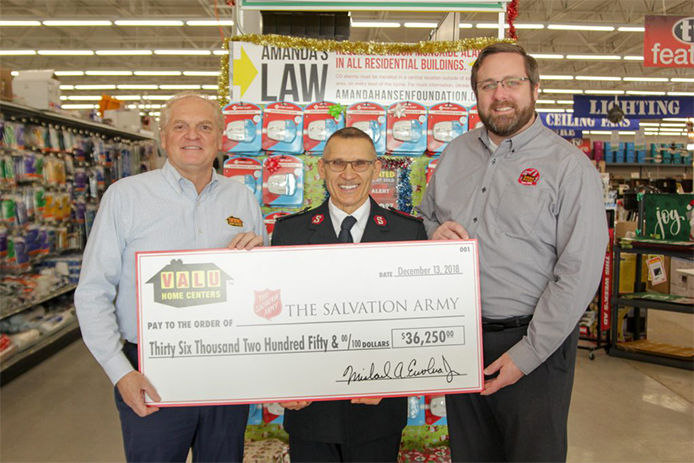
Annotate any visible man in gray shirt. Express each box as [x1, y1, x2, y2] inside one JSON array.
[[417, 43, 608, 462]]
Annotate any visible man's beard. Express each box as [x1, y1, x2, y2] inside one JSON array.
[[479, 99, 535, 138]]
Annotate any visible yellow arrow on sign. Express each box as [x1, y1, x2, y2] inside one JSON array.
[[232, 47, 258, 97]]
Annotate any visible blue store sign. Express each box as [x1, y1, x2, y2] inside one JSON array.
[[573, 95, 694, 119], [540, 113, 639, 130]]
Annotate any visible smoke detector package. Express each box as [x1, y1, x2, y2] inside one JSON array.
[[262, 154, 304, 207], [386, 101, 427, 155], [303, 101, 344, 154], [262, 102, 304, 154], [222, 102, 262, 155], [345, 102, 386, 155], [222, 155, 263, 203], [427, 102, 467, 154]]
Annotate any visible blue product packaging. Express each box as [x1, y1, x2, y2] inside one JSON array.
[[222, 102, 263, 155]]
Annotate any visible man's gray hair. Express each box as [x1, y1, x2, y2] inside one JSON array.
[[159, 92, 224, 133]]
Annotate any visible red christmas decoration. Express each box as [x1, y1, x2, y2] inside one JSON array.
[[506, 0, 519, 40], [265, 156, 281, 174]]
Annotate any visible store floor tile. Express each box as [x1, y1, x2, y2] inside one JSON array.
[[1, 334, 692, 462]]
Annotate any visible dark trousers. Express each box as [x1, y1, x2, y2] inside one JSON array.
[[288, 433, 402, 463], [446, 325, 579, 462], [116, 342, 248, 462]]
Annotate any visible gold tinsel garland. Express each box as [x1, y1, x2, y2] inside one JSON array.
[[217, 34, 512, 106]]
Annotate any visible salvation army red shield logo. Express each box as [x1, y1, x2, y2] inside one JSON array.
[[311, 214, 324, 225], [374, 215, 387, 226], [518, 168, 540, 186], [254, 289, 282, 320]]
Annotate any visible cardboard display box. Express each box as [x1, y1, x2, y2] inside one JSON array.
[[103, 109, 142, 132], [0, 68, 12, 101], [670, 257, 694, 298], [13, 70, 60, 110]]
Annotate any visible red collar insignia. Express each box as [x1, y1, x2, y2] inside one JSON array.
[[373, 215, 387, 226], [518, 168, 540, 186], [311, 214, 324, 225]]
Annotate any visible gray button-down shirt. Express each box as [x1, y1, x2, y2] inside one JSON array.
[[75, 160, 267, 384], [417, 115, 608, 374]]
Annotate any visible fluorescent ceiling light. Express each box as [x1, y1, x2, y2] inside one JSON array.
[[43, 20, 112, 26], [623, 56, 644, 61], [74, 84, 116, 90], [556, 100, 574, 104], [547, 24, 615, 31], [663, 118, 690, 122], [351, 21, 400, 28], [134, 71, 181, 76], [202, 84, 219, 90], [530, 53, 564, 59], [85, 70, 133, 76], [38, 49, 94, 55], [476, 23, 503, 28], [183, 71, 220, 77], [566, 54, 621, 60], [114, 20, 184, 26], [0, 20, 41, 26], [112, 95, 142, 100], [584, 90, 625, 94], [623, 77, 668, 82], [186, 20, 234, 26], [638, 123, 660, 126], [536, 108, 566, 113], [541, 89, 582, 93], [159, 84, 201, 90], [213, 49, 227, 55], [515, 24, 545, 29], [59, 85, 75, 90], [618, 26, 645, 32], [671, 78, 694, 83], [55, 71, 85, 76], [62, 104, 98, 109], [154, 49, 211, 56], [404, 22, 438, 28], [118, 84, 159, 90], [0, 50, 37, 55], [142, 95, 175, 100], [589, 131, 613, 135], [668, 91, 694, 96], [660, 123, 686, 127], [536, 100, 556, 104], [576, 75, 621, 81], [540, 75, 573, 80], [96, 49, 152, 55], [626, 90, 666, 95], [65, 95, 101, 101], [618, 131, 636, 135], [459, 23, 473, 28]]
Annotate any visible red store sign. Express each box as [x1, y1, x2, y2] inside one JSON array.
[[644, 15, 694, 67]]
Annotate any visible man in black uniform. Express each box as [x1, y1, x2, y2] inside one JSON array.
[[271, 127, 427, 462]]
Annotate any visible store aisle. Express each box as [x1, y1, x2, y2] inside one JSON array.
[[2, 336, 692, 462]]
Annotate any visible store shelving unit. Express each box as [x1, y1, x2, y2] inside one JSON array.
[[609, 240, 694, 370], [0, 100, 154, 384]]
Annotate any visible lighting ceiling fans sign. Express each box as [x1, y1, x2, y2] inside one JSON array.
[[644, 15, 694, 67]]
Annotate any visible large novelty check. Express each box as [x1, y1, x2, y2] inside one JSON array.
[[136, 240, 483, 406]]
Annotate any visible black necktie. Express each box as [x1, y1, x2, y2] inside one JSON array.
[[338, 216, 357, 243]]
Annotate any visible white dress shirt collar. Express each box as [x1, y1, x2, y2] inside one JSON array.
[[328, 198, 371, 243]]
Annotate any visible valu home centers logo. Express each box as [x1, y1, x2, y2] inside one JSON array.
[[147, 259, 231, 308]]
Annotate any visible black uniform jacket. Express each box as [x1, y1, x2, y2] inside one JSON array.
[[271, 197, 428, 444]]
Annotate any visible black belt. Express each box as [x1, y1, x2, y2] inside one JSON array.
[[482, 315, 533, 332]]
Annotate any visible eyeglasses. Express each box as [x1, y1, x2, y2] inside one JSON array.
[[323, 159, 375, 172], [477, 76, 530, 93]]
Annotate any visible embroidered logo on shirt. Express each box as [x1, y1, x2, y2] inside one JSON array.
[[373, 215, 387, 226], [518, 168, 540, 186], [311, 214, 324, 225], [226, 216, 243, 227]]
